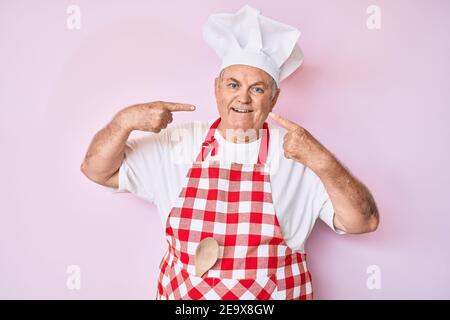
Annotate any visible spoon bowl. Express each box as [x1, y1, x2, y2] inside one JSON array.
[[195, 237, 219, 278]]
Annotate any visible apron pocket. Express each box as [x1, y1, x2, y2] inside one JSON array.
[[166, 261, 278, 300], [214, 273, 278, 300]]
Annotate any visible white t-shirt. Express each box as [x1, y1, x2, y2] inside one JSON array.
[[112, 120, 344, 252]]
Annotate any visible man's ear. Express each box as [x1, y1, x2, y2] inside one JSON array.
[[270, 88, 281, 109], [214, 77, 219, 96]]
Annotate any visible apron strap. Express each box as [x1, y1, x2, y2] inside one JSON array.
[[195, 118, 221, 163], [195, 118, 270, 164], [258, 122, 269, 165]]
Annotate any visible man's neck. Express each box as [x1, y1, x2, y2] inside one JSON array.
[[217, 122, 262, 144]]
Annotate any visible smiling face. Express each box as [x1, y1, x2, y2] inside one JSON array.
[[214, 64, 280, 142]]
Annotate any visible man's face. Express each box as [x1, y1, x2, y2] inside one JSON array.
[[214, 64, 280, 136]]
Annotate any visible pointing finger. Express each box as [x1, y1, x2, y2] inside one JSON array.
[[166, 103, 196, 112], [269, 112, 298, 131]]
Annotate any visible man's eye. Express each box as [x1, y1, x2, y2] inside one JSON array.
[[254, 87, 264, 93], [228, 83, 238, 88]]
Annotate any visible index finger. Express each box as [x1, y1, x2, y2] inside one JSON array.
[[165, 103, 196, 112], [269, 112, 298, 131]]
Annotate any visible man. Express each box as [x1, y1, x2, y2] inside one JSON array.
[[81, 5, 379, 300]]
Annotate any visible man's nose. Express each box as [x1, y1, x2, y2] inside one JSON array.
[[237, 88, 251, 104]]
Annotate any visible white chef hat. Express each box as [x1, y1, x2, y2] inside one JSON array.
[[203, 4, 304, 86]]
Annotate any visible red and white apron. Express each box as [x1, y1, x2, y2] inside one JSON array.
[[156, 118, 313, 300]]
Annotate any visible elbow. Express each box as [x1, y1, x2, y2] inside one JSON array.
[[80, 161, 88, 176], [80, 161, 101, 183], [80, 161, 92, 179], [365, 210, 380, 232], [359, 197, 380, 233], [80, 161, 87, 174], [365, 211, 380, 233], [339, 210, 379, 234], [80, 160, 119, 188]]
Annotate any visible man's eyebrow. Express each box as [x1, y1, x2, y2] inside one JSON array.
[[226, 77, 268, 87]]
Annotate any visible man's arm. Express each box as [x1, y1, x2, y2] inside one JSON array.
[[80, 112, 132, 188], [80, 101, 195, 187], [269, 112, 379, 234], [314, 155, 379, 234]]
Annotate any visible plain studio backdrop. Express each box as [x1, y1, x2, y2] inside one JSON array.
[[0, 0, 449, 299]]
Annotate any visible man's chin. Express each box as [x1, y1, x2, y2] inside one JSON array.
[[220, 121, 262, 142], [226, 121, 254, 131]]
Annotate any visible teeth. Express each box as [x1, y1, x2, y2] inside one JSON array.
[[232, 107, 252, 113]]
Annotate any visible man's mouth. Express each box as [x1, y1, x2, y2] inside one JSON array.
[[231, 106, 253, 113]]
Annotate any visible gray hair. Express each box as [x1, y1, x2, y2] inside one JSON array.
[[218, 69, 278, 99]]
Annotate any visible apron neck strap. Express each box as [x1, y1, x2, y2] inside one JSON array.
[[195, 118, 270, 164]]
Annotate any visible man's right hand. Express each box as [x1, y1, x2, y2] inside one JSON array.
[[115, 101, 196, 133], [81, 101, 195, 188]]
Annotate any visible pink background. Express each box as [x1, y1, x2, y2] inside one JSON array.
[[1, 0, 449, 299]]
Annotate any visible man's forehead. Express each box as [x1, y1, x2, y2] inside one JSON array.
[[222, 65, 272, 83]]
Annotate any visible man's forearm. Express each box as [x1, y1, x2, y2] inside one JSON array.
[[81, 112, 132, 183], [313, 153, 379, 233]]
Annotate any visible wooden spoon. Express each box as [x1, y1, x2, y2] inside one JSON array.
[[195, 237, 219, 278]]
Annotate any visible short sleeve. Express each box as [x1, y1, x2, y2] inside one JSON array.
[[315, 175, 346, 235], [113, 132, 168, 203]]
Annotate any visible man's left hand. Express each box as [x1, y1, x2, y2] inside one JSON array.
[[269, 112, 332, 174], [269, 112, 379, 234]]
